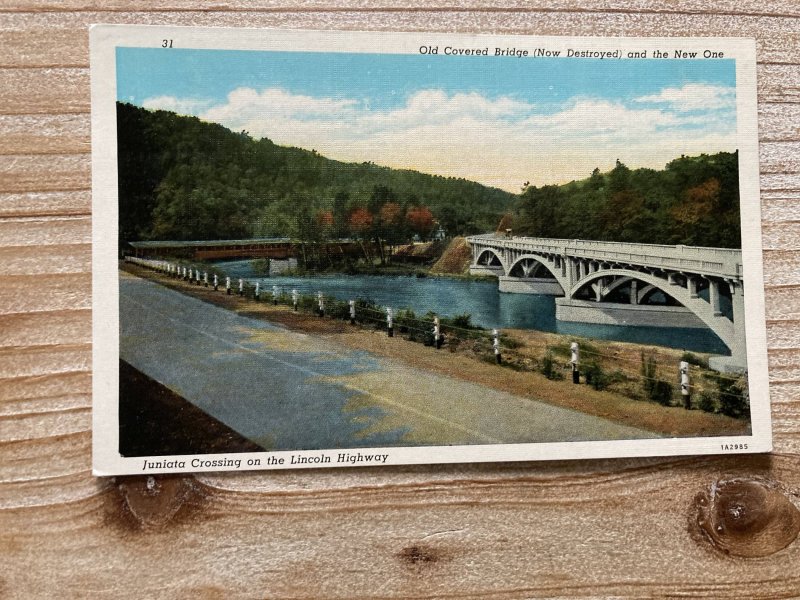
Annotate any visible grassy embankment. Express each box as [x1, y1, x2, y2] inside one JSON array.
[[121, 260, 750, 439]]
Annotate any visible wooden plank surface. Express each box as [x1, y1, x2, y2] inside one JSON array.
[[1, 3, 799, 597]]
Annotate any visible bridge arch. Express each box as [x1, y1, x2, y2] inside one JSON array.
[[476, 248, 508, 273], [570, 269, 735, 351], [596, 275, 633, 299], [507, 253, 566, 289]]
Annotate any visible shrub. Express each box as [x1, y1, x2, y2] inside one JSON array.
[[450, 313, 473, 329], [499, 334, 523, 350], [395, 308, 421, 339], [298, 294, 317, 312], [326, 298, 350, 321], [353, 298, 383, 327], [680, 351, 708, 369], [440, 313, 479, 340], [540, 350, 563, 380], [641, 352, 674, 405], [716, 374, 750, 419], [251, 258, 271, 276], [583, 361, 609, 391], [697, 391, 717, 413], [651, 380, 674, 406]]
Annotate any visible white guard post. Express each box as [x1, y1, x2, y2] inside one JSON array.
[[680, 360, 691, 409], [570, 342, 580, 384]]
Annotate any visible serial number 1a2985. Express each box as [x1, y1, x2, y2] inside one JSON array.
[[721, 443, 749, 451]]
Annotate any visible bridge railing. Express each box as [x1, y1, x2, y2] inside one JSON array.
[[467, 234, 743, 279]]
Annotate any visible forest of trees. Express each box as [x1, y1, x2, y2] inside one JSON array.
[[513, 153, 741, 248], [117, 102, 741, 251], [116, 102, 515, 246]]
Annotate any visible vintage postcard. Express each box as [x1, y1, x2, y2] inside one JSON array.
[[91, 25, 771, 476]]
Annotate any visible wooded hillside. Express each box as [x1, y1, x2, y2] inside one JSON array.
[[514, 152, 741, 248], [117, 102, 516, 244], [119, 102, 742, 250]]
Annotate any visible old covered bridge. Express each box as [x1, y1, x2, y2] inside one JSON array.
[[126, 238, 368, 261], [467, 234, 746, 371]]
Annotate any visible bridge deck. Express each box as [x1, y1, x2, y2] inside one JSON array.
[[468, 234, 742, 279], [128, 238, 367, 261]]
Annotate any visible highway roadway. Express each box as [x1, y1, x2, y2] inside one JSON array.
[[119, 272, 657, 452]]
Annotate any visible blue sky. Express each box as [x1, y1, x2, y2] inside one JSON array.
[[117, 47, 738, 191]]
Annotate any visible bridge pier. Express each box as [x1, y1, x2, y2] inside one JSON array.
[[555, 297, 708, 330], [709, 279, 722, 316], [498, 276, 564, 295], [469, 264, 504, 277], [709, 281, 748, 372], [688, 276, 699, 299]]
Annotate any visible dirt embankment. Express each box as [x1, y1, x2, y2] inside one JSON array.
[[121, 262, 750, 438], [119, 359, 264, 456], [429, 237, 472, 274]]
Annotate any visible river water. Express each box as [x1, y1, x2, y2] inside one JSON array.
[[219, 259, 729, 355]]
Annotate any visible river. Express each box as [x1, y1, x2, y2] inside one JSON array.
[[218, 260, 729, 355]]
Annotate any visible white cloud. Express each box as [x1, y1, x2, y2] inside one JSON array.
[[141, 95, 213, 116], [633, 83, 736, 112], [202, 87, 360, 126], [143, 86, 737, 191]]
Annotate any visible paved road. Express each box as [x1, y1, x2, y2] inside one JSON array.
[[120, 272, 658, 451]]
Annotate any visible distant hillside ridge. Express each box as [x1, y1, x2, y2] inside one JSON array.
[[117, 102, 516, 245]]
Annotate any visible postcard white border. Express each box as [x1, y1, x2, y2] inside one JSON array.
[[91, 25, 771, 476]]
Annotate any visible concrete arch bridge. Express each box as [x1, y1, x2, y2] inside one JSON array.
[[466, 234, 745, 371]]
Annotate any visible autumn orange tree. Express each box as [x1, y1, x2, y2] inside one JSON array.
[[406, 205, 435, 241], [348, 207, 374, 261], [379, 201, 404, 260]]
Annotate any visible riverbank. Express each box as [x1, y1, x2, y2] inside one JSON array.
[[274, 263, 495, 282], [272, 236, 481, 280], [121, 262, 750, 438]]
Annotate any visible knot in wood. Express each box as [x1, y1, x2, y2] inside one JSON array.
[[114, 474, 200, 530], [398, 545, 440, 567], [692, 478, 800, 557]]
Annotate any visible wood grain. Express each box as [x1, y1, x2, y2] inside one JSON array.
[[1, 3, 799, 598]]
